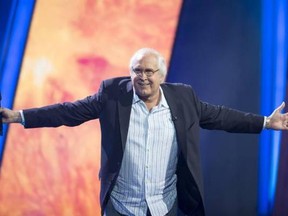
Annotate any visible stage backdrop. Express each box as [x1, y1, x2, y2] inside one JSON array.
[[0, 1, 181, 215]]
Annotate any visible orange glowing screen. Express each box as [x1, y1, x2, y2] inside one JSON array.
[[0, 0, 181, 215]]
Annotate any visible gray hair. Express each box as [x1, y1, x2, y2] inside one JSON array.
[[129, 48, 167, 77]]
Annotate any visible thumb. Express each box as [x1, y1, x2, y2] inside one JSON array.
[[276, 102, 285, 113]]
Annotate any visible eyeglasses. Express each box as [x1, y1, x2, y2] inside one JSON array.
[[132, 67, 159, 77]]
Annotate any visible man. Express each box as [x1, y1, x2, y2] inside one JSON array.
[[1, 48, 288, 216]]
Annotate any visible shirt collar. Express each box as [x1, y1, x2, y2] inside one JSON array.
[[133, 87, 169, 108]]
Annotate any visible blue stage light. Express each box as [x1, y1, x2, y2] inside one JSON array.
[[259, 0, 287, 214], [0, 0, 35, 167]]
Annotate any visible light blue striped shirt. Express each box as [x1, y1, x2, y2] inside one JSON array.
[[110, 88, 178, 216]]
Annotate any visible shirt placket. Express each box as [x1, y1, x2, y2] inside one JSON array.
[[145, 108, 158, 212]]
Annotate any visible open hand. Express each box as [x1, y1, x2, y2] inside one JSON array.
[[266, 102, 288, 130]]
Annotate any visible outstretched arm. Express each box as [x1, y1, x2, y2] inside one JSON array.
[[265, 102, 288, 130], [0, 108, 22, 123]]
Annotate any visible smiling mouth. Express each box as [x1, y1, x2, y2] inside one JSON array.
[[138, 82, 150, 87]]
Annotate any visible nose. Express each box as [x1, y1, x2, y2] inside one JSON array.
[[138, 71, 148, 79]]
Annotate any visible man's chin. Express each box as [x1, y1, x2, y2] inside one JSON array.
[[136, 91, 150, 100]]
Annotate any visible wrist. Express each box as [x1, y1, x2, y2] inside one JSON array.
[[14, 111, 22, 123], [265, 116, 271, 129]]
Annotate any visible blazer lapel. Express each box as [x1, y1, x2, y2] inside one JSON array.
[[161, 84, 187, 154], [118, 81, 133, 150]]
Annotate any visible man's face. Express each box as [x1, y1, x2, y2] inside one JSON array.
[[131, 54, 165, 101]]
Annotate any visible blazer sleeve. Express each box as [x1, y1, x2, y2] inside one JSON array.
[[198, 100, 264, 133], [23, 81, 106, 128], [184, 86, 265, 133]]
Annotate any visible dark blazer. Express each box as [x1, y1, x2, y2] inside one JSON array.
[[23, 76, 264, 215]]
